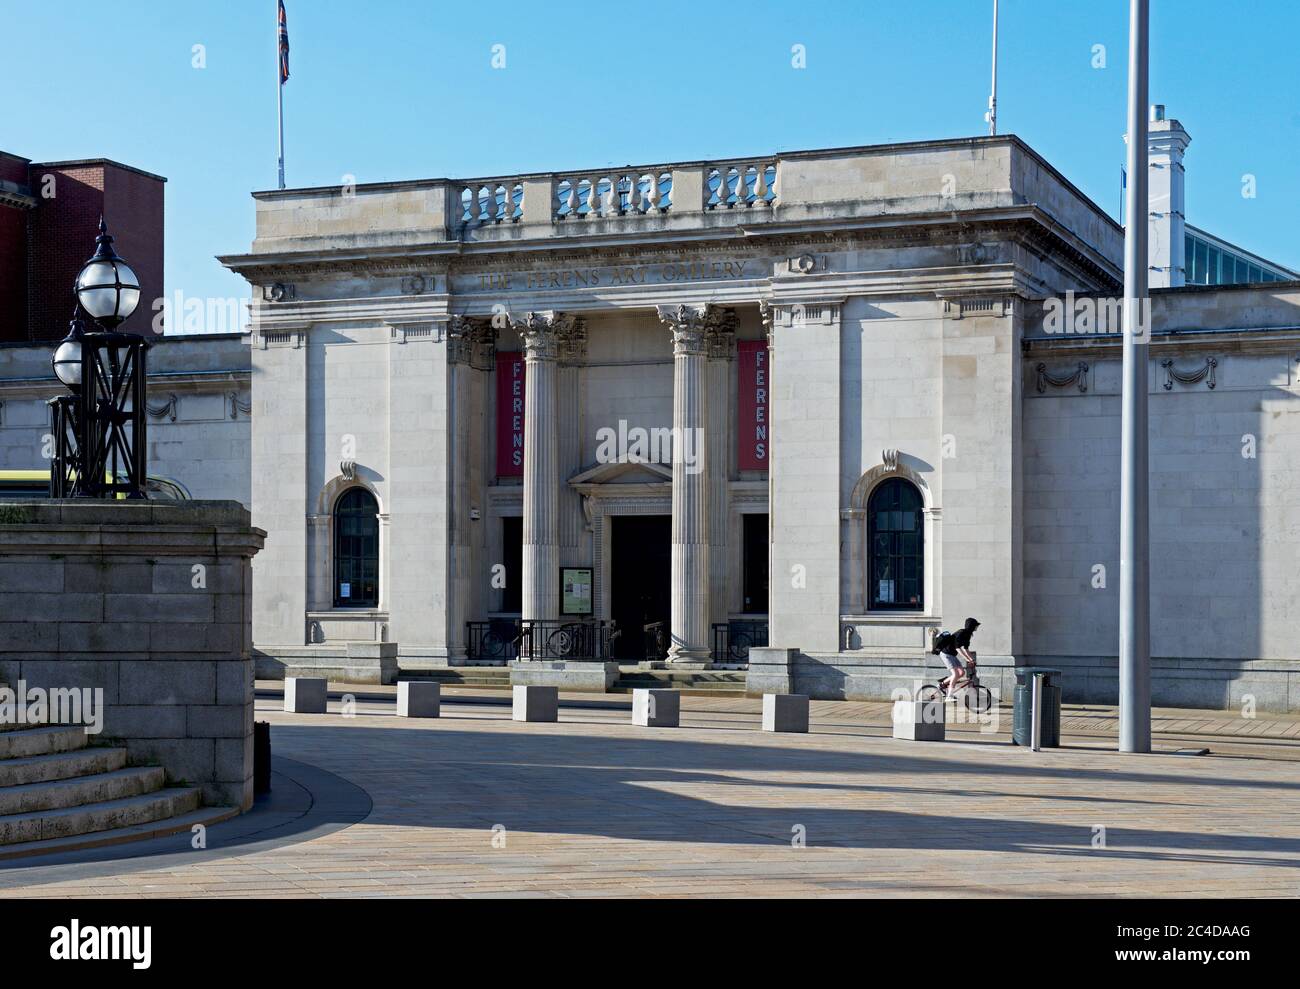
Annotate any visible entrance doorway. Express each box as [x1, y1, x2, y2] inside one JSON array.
[[742, 512, 769, 614], [500, 515, 522, 613], [610, 515, 671, 661]]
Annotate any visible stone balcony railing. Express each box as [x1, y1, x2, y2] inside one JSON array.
[[239, 137, 1124, 273], [457, 179, 524, 226], [451, 157, 779, 230]]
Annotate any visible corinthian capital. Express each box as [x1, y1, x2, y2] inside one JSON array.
[[657, 303, 710, 356], [447, 313, 497, 368], [511, 310, 583, 361], [705, 306, 737, 360]]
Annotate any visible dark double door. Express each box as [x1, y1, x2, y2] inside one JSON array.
[[610, 515, 671, 661]]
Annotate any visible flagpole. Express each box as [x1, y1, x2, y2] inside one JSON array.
[[1119, 0, 1152, 753], [277, 1, 286, 190], [987, 0, 999, 136]]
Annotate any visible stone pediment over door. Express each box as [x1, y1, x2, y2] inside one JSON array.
[[569, 458, 674, 534], [569, 460, 673, 492]]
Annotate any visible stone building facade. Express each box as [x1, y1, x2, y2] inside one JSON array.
[[3, 130, 1298, 710], [218, 135, 1126, 689]]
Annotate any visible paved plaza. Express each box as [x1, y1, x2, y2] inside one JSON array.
[[0, 689, 1298, 898]]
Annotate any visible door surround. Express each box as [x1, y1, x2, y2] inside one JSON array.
[[570, 460, 673, 623]]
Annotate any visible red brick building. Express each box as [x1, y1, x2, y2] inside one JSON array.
[[0, 151, 164, 342]]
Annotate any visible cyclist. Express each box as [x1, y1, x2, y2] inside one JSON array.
[[937, 617, 980, 696]]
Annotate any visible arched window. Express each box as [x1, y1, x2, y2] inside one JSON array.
[[334, 488, 379, 607], [868, 478, 923, 610]]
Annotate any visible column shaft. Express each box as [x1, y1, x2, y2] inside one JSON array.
[[515, 312, 584, 658], [521, 335, 560, 630], [659, 305, 715, 664]]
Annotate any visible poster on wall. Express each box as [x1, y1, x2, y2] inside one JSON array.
[[560, 567, 593, 616], [737, 340, 769, 471], [496, 352, 525, 477]]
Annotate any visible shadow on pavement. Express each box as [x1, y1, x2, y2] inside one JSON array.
[[265, 722, 1300, 871]]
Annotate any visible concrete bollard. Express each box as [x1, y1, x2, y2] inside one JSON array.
[[284, 677, 328, 714], [632, 688, 680, 728], [892, 698, 946, 741], [512, 685, 559, 722], [762, 693, 809, 733], [397, 680, 441, 718]]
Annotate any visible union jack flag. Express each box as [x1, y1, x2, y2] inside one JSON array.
[[278, 0, 290, 84]]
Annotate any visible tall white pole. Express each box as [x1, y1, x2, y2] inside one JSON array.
[[1120, 0, 1151, 753], [987, 0, 999, 136], [277, 2, 286, 191]]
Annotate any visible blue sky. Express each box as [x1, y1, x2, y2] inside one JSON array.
[[3, 0, 1297, 327]]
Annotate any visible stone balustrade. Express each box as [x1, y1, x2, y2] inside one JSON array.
[[555, 170, 672, 219], [459, 179, 524, 226], [708, 161, 778, 210], [548, 161, 777, 220]]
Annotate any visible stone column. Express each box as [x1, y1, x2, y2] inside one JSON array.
[[558, 322, 588, 563], [514, 312, 580, 652], [657, 304, 715, 664], [706, 310, 736, 631], [445, 315, 497, 663]]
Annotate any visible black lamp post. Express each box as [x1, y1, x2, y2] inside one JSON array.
[[48, 219, 149, 499]]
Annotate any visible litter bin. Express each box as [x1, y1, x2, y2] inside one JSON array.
[[254, 720, 272, 794], [1012, 667, 1062, 748]]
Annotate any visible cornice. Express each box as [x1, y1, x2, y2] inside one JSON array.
[[218, 207, 1119, 290], [1022, 327, 1300, 359]]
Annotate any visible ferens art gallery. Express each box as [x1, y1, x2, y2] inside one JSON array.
[[2, 119, 1299, 710]]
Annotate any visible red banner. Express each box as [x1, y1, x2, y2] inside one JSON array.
[[496, 352, 525, 477], [737, 340, 769, 471]]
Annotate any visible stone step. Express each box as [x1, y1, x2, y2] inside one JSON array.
[[401, 671, 512, 688], [0, 803, 239, 862], [0, 766, 165, 817], [0, 717, 53, 733], [0, 725, 87, 761], [402, 669, 510, 681], [617, 670, 748, 682], [617, 676, 744, 684], [0, 746, 127, 787], [0, 786, 201, 846]]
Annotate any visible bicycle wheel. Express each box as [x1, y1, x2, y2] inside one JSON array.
[[964, 685, 994, 714], [917, 684, 942, 704]]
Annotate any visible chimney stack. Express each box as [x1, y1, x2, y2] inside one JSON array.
[[1147, 105, 1191, 288]]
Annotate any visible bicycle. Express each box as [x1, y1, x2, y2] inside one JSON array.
[[917, 658, 994, 713]]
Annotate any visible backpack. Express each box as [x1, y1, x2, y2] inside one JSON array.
[[931, 630, 955, 655]]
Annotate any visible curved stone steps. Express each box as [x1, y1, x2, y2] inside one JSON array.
[[0, 766, 166, 817], [0, 721, 224, 857], [0, 786, 202, 846], [0, 725, 87, 760], [0, 745, 127, 788], [0, 803, 239, 861]]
